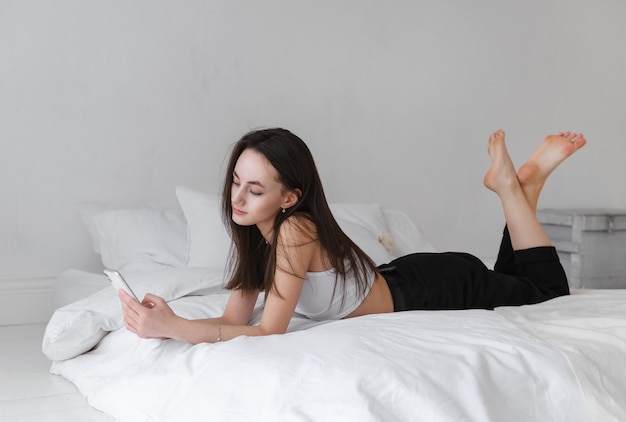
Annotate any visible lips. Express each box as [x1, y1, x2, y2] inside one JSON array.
[[232, 207, 247, 216]]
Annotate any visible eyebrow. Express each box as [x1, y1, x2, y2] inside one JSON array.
[[233, 170, 266, 189]]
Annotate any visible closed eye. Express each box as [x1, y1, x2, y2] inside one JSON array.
[[232, 171, 264, 195], [232, 180, 262, 196]]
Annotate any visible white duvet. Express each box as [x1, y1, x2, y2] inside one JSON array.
[[45, 271, 626, 422]]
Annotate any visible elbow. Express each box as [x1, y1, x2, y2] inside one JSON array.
[[256, 324, 288, 337]]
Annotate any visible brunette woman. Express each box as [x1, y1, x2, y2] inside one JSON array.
[[120, 128, 586, 343]]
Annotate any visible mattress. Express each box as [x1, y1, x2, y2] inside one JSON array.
[[43, 271, 626, 422]]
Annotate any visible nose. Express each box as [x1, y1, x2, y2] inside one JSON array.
[[232, 185, 244, 205]]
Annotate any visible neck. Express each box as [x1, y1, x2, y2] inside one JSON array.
[[257, 224, 273, 245]]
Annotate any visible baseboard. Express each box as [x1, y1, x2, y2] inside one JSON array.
[[0, 274, 56, 325]]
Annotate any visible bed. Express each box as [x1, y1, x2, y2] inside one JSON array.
[[42, 186, 626, 422]]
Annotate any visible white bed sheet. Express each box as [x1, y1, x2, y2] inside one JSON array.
[[46, 286, 626, 422], [495, 289, 626, 422]]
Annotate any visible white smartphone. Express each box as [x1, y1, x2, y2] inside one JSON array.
[[104, 269, 140, 302]]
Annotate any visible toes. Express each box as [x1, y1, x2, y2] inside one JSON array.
[[489, 129, 505, 146], [573, 135, 587, 149], [488, 130, 506, 156], [568, 133, 586, 149], [490, 129, 504, 143], [556, 131, 585, 143]]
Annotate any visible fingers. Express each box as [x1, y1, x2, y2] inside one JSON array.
[[119, 290, 153, 334], [119, 290, 143, 315], [119, 290, 139, 333], [142, 293, 165, 308], [119, 290, 164, 310], [119, 291, 173, 339]]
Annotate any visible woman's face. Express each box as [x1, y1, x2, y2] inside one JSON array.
[[231, 148, 293, 238]]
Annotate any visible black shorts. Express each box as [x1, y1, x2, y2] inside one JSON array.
[[378, 227, 569, 311]]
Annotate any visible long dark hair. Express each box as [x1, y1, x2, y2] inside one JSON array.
[[221, 128, 377, 303]]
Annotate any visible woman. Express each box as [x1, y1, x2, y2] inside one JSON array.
[[120, 128, 587, 343]]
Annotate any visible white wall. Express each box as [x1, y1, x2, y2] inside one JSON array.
[[2, 0, 625, 323]]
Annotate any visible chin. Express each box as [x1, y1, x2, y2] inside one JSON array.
[[232, 214, 254, 227]]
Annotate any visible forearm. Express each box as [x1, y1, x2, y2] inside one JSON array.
[[167, 317, 279, 344], [162, 285, 296, 344]]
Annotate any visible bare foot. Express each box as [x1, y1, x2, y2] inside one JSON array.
[[483, 129, 520, 195], [518, 131, 587, 187], [516, 131, 586, 210]]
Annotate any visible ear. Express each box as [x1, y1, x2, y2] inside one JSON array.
[[282, 188, 301, 209]]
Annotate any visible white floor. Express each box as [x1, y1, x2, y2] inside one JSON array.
[[0, 323, 114, 422]]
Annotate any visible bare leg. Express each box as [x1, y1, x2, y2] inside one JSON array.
[[484, 130, 551, 250], [517, 131, 587, 211], [484, 130, 587, 250]]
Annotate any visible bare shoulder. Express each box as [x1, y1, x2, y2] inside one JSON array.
[[276, 214, 318, 247]]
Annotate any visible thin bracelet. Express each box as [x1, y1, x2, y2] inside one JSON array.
[[216, 324, 221, 343]]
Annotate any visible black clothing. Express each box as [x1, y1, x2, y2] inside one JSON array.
[[379, 226, 569, 311]]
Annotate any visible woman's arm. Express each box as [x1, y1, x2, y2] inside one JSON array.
[[174, 265, 307, 343], [120, 217, 318, 343], [120, 288, 261, 343], [121, 271, 306, 343]]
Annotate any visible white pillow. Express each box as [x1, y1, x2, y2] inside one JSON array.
[[176, 186, 231, 270], [43, 267, 226, 361], [330, 203, 394, 266], [53, 269, 111, 309], [93, 208, 188, 273], [175, 190, 394, 267], [78, 203, 109, 255], [382, 208, 436, 257]]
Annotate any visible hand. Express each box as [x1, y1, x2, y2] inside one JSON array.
[[119, 290, 178, 339]]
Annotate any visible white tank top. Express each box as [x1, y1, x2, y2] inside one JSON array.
[[294, 265, 375, 321]]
